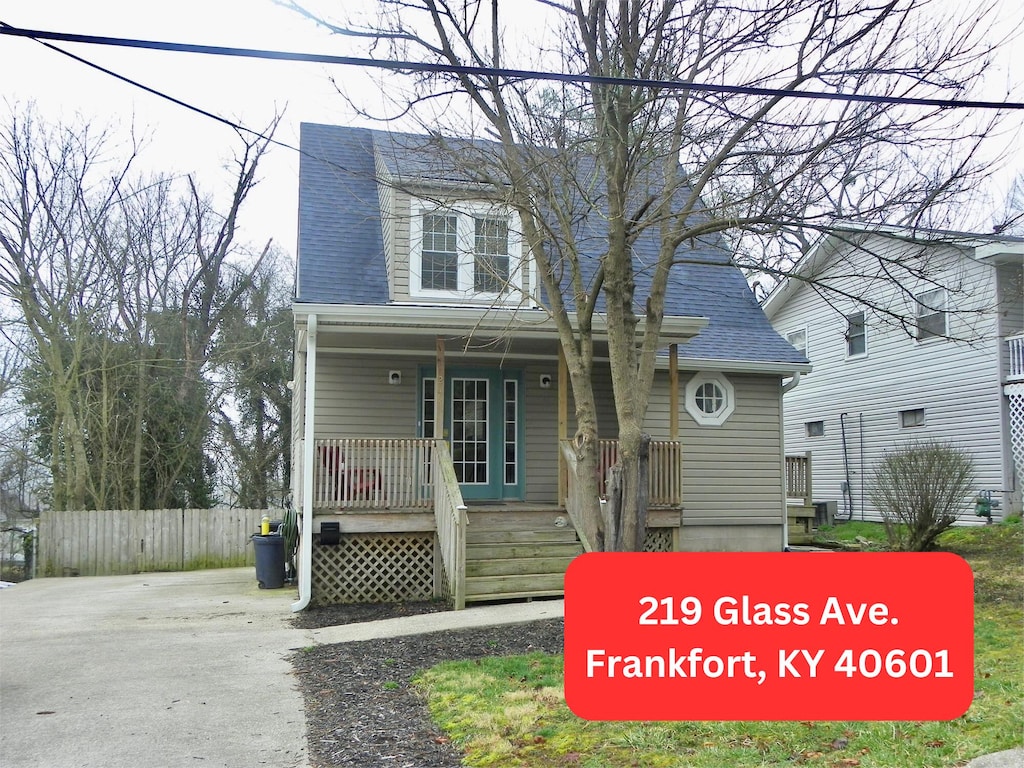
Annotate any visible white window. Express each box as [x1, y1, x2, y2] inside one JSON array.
[[915, 288, 947, 340], [900, 408, 926, 428], [845, 311, 866, 357], [685, 372, 735, 426], [410, 201, 527, 302], [786, 328, 807, 358]]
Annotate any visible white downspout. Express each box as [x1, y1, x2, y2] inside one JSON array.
[[291, 314, 317, 612]]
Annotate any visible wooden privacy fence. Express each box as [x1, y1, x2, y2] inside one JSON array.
[[38, 508, 269, 577]]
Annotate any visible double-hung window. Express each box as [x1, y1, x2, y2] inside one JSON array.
[[411, 202, 525, 302], [845, 311, 866, 357], [915, 288, 947, 340]]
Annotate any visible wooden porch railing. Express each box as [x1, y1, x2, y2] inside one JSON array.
[[595, 439, 683, 507], [312, 438, 434, 510], [785, 452, 813, 507], [433, 440, 468, 610], [1008, 333, 1024, 383], [559, 441, 596, 553]]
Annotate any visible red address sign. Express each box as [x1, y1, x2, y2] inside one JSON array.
[[564, 552, 974, 721]]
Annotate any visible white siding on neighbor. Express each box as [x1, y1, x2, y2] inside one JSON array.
[[771, 238, 1008, 521]]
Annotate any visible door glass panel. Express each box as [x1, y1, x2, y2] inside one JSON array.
[[451, 378, 488, 485], [504, 379, 518, 485]]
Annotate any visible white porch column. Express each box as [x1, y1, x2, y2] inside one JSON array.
[[292, 313, 317, 612]]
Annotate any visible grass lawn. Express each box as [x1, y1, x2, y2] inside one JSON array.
[[415, 518, 1023, 767]]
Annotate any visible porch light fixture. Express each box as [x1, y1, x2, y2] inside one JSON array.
[[539, 374, 553, 389], [388, 370, 402, 385]]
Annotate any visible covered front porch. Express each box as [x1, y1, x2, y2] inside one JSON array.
[[290, 305, 704, 609]]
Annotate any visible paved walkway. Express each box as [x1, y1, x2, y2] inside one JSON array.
[[0, 569, 1018, 768]]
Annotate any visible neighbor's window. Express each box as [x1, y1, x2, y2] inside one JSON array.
[[915, 288, 947, 340], [900, 408, 926, 428], [786, 328, 807, 357], [806, 420, 824, 437], [846, 311, 866, 357], [410, 201, 526, 301], [685, 372, 735, 426]]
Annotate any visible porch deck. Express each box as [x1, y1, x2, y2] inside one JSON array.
[[300, 437, 684, 606], [299, 438, 809, 606]]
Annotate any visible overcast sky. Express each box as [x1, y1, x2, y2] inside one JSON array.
[[1, 0, 385, 256], [2, 0, 1022, 258]]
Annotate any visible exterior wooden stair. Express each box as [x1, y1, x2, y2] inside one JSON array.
[[464, 507, 583, 603]]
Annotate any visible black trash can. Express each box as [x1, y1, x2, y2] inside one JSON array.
[[252, 534, 286, 589]]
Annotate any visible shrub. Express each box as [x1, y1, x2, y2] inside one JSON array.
[[869, 440, 976, 551]]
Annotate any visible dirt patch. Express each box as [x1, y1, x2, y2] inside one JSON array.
[[290, 600, 450, 630]]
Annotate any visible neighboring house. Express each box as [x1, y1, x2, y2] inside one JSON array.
[[764, 225, 1024, 525], [289, 123, 808, 609]]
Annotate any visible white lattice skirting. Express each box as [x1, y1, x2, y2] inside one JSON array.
[[1008, 386, 1024, 499], [311, 533, 435, 605]]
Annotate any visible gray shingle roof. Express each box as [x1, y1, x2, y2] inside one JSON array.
[[296, 122, 806, 366]]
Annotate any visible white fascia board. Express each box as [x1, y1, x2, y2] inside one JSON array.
[[292, 303, 709, 341], [663, 356, 813, 376], [974, 241, 1024, 262]]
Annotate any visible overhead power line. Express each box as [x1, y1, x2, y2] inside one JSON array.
[[2, 25, 1023, 111]]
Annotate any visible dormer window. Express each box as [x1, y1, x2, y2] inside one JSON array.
[[410, 201, 526, 302]]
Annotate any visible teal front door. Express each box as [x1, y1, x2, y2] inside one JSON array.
[[420, 367, 523, 500]]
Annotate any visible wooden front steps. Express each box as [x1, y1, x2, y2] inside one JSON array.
[[464, 506, 583, 603]]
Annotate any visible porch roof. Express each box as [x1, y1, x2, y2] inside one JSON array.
[[293, 303, 709, 358]]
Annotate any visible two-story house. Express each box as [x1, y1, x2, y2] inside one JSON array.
[[764, 225, 1024, 526], [289, 123, 808, 609]]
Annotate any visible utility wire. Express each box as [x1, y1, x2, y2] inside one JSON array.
[[2, 25, 1023, 111], [0, 21, 317, 168]]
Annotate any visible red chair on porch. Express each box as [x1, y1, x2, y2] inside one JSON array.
[[317, 445, 382, 505]]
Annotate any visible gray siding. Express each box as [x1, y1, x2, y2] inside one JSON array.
[[649, 372, 786, 546], [309, 353, 787, 539], [376, 157, 396, 300], [391, 189, 412, 300], [313, 354, 560, 503], [771, 237, 1009, 521]]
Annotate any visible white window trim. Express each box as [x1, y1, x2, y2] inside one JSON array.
[[684, 372, 735, 426], [806, 420, 825, 438], [409, 200, 529, 304], [786, 326, 808, 358], [845, 310, 868, 359], [914, 287, 948, 342], [899, 407, 927, 429]]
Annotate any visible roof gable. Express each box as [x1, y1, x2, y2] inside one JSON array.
[[296, 122, 806, 367]]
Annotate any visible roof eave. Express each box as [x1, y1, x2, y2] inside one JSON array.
[[292, 302, 709, 343]]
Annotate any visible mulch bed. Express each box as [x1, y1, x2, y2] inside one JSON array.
[[290, 602, 565, 767]]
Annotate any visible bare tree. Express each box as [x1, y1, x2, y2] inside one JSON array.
[[0, 106, 280, 510], [288, 0, 1012, 549]]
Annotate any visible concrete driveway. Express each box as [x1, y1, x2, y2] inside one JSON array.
[[0, 568, 309, 768]]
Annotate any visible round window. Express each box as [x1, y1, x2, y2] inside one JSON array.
[[684, 372, 735, 426], [695, 381, 724, 414]]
